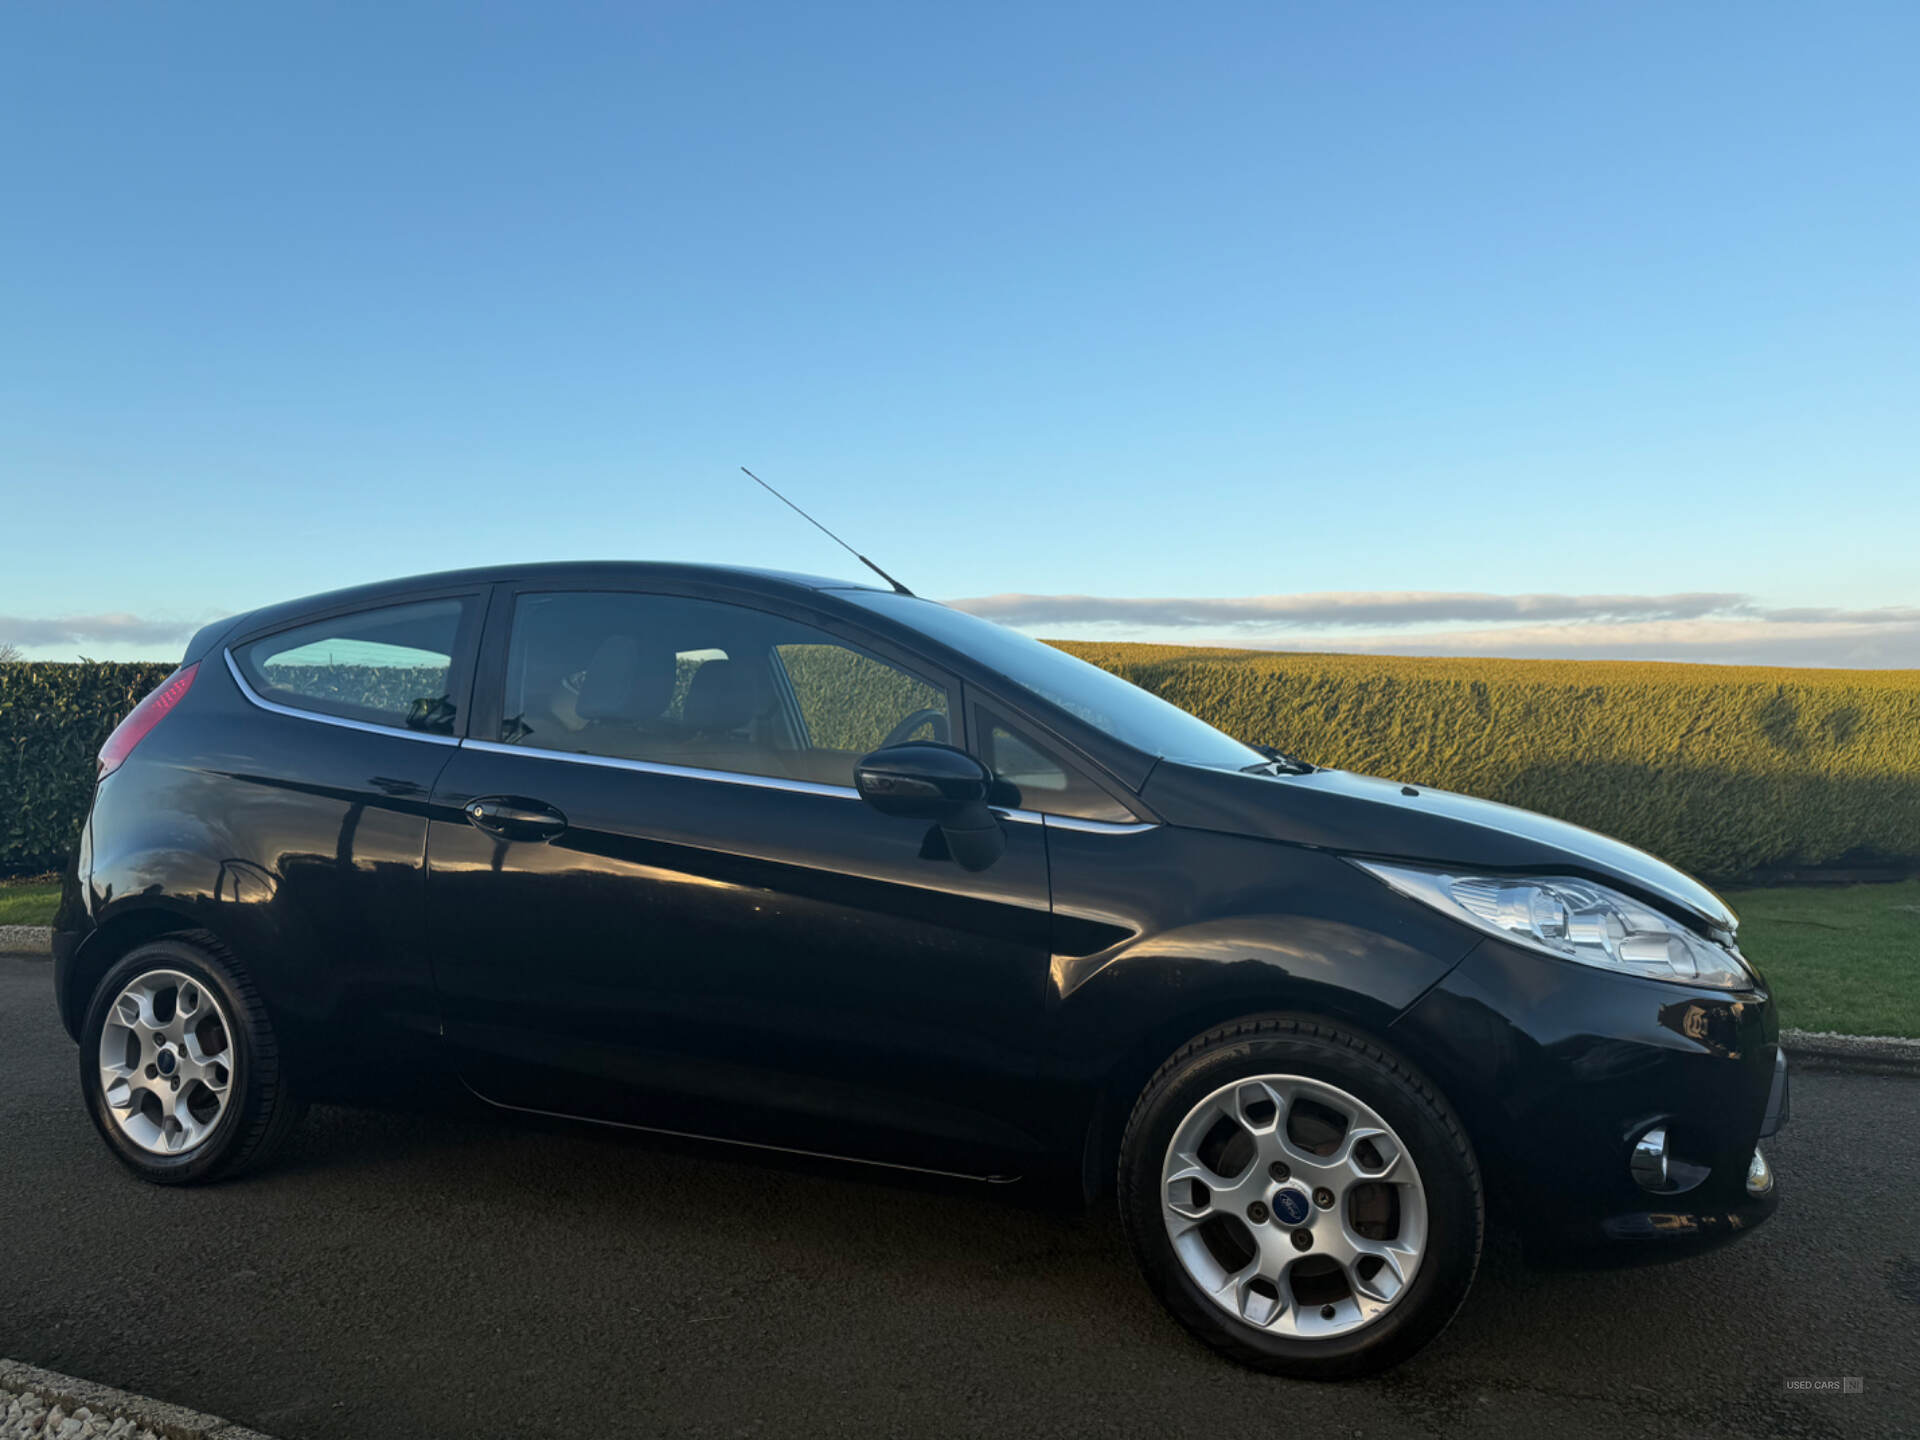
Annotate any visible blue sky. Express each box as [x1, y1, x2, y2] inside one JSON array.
[[4, 2, 1916, 665]]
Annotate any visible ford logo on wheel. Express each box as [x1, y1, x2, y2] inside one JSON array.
[[1273, 1187, 1312, 1227]]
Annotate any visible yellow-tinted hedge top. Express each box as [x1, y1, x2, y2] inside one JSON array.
[[1051, 642, 1920, 880]]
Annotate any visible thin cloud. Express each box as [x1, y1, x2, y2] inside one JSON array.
[[1272, 619, 1920, 669], [8, 597, 1915, 669], [0, 613, 203, 649], [945, 592, 1920, 668], [951, 591, 1754, 629], [1747, 604, 1920, 626]]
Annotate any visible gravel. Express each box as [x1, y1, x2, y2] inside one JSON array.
[[0, 1364, 273, 1440], [2, 1393, 157, 1440], [2, 1388, 161, 1440]]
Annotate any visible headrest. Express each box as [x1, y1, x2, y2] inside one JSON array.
[[682, 659, 759, 735], [575, 635, 677, 725]]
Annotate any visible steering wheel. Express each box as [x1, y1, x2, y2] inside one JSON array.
[[878, 708, 950, 748]]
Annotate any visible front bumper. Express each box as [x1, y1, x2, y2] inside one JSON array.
[[1392, 936, 1785, 1262]]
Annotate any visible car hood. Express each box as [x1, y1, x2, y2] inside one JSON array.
[[1140, 761, 1736, 933]]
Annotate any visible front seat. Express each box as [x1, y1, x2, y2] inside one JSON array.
[[673, 658, 772, 772], [573, 635, 679, 753]]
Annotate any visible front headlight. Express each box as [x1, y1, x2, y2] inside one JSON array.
[[1354, 861, 1755, 990]]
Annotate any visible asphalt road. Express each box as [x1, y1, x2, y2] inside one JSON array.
[[3, 955, 1914, 1439]]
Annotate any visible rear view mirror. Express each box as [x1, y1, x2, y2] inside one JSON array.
[[854, 743, 1006, 871]]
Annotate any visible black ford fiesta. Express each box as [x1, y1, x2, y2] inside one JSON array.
[[55, 561, 1786, 1378]]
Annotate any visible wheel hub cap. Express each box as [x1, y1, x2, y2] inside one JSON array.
[[1271, 1185, 1312, 1226]]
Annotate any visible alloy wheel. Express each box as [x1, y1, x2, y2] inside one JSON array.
[[97, 968, 236, 1155], [1160, 1073, 1427, 1338]]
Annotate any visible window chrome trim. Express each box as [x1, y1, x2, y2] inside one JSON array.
[[461, 737, 863, 800], [226, 647, 1163, 822], [1043, 814, 1159, 835], [223, 650, 461, 746]]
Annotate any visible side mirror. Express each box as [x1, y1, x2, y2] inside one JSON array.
[[854, 742, 991, 820], [854, 742, 1006, 872]]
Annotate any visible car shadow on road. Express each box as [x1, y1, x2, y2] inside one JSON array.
[[265, 1096, 1553, 1349]]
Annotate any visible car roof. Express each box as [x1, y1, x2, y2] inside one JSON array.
[[216, 561, 881, 641]]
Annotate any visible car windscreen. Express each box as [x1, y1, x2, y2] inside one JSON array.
[[841, 591, 1264, 771]]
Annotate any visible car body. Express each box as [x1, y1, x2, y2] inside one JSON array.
[[55, 560, 1787, 1375]]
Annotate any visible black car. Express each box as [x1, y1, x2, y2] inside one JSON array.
[[55, 561, 1787, 1377]]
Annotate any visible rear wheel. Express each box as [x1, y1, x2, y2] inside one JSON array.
[[1118, 1016, 1481, 1378], [79, 934, 302, 1184]]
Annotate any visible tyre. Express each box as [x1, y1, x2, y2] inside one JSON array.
[[79, 933, 302, 1184], [1117, 1016, 1481, 1378]]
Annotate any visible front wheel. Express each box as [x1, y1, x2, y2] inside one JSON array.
[[79, 934, 302, 1184], [1118, 1016, 1482, 1378]]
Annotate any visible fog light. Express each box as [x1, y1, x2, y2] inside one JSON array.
[[1746, 1147, 1774, 1197], [1631, 1126, 1672, 1192]]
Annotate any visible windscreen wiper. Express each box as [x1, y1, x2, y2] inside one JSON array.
[[1246, 745, 1316, 776]]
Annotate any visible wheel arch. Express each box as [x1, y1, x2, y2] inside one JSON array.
[[1073, 986, 1424, 1206], [1051, 902, 1482, 1208], [58, 902, 247, 1043]]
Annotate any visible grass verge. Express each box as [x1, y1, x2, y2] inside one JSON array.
[[1727, 880, 1919, 1039], [0, 878, 60, 927]]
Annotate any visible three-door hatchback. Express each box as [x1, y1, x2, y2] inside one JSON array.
[[56, 561, 1786, 1377]]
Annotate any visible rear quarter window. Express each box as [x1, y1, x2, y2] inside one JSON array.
[[233, 597, 474, 733]]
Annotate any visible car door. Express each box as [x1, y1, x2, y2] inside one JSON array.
[[217, 590, 486, 1079], [423, 582, 1056, 1178]]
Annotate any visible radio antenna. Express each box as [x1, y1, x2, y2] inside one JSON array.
[[740, 467, 913, 596]]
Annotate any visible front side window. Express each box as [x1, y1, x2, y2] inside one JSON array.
[[776, 644, 947, 755], [981, 713, 1135, 822], [500, 591, 950, 788], [235, 597, 471, 733]]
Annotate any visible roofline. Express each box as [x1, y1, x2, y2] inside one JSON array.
[[193, 561, 880, 655]]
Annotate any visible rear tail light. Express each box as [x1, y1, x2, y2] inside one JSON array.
[[97, 662, 199, 779]]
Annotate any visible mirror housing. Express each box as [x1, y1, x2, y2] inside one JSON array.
[[852, 748, 1006, 875], [855, 743, 1008, 872], [933, 808, 1007, 873], [854, 743, 991, 821]]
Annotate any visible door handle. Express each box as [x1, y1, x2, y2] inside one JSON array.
[[463, 796, 568, 842]]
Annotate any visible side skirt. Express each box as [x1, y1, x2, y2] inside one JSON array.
[[460, 1079, 1024, 1185]]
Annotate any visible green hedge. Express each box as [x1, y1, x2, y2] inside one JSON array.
[[6, 648, 1919, 882], [255, 663, 450, 719], [778, 645, 945, 752], [2, 661, 173, 873], [1056, 643, 1920, 882]]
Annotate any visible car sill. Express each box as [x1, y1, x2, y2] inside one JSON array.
[[462, 1082, 1023, 1184]]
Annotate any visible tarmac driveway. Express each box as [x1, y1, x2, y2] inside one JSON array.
[[2, 955, 1914, 1438]]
